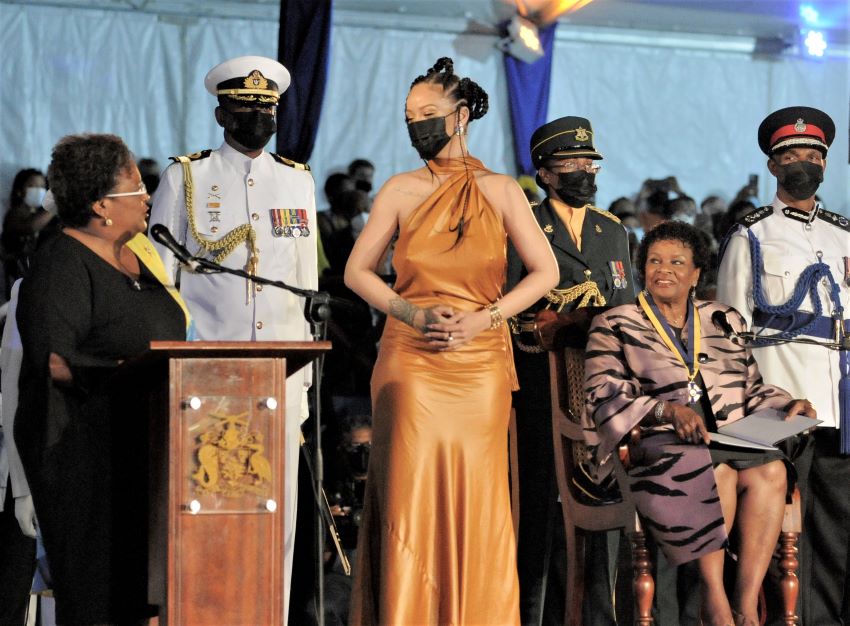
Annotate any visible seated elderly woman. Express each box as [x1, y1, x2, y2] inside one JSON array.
[[14, 133, 193, 625], [582, 221, 815, 626]]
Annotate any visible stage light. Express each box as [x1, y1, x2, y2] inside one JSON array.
[[804, 30, 827, 57], [497, 15, 545, 63], [514, 0, 597, 25], [800, 4, 820, 25]]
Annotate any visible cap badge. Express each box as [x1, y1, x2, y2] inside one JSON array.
[[574, 127, 590, 142], [794, 118, 807, 133], [244, 70, 269, 91]]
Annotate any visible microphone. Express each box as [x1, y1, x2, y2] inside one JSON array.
[[711, 311, 737, 339], [149, 224, 200, 272]]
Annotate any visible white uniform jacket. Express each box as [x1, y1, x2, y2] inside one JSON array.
[[149, 141, 319, 622], [717, 196, 850, 428], [150, 141, 318, 411]]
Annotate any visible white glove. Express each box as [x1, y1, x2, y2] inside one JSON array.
[[14, 494, 37, 538]]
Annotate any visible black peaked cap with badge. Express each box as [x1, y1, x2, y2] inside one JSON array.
[[509, 115, 634, 315], [757, 106, 835, 156], [530, 116, 603, 166]]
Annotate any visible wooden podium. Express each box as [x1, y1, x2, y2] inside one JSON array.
[[122, 341, 330, 625]]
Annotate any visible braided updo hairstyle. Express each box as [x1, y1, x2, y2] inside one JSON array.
[[409, 57, 489, 122]]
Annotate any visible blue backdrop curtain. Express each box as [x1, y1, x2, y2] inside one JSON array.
[[503, 23, 557, 176], [277, 0, 332, 163]]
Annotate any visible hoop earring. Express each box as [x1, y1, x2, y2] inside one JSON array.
[[104, 217, 113, 227]]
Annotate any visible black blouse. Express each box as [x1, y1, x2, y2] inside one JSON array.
[[13, 232, 186, 624]]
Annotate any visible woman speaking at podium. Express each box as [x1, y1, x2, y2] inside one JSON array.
[[13, 134, 192, 625]]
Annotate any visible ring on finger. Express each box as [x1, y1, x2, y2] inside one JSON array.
[[448, 333, 454, 342]]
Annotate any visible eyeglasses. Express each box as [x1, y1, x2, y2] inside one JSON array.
[[546, 161, 601, 174], [105, 183, 147, 198]]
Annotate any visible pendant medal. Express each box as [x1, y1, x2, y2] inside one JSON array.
[[688, 380, 702, 404]]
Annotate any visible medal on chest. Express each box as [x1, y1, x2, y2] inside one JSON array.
[[270, 208, 310, 238], [609, 260, 628, 290]]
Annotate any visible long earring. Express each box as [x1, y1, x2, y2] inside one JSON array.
[[455, 123, 465, 136], [104, 217, 113, 226]]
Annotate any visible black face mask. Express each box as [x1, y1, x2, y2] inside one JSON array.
[[222, 109, 277, 150], [407, 111, 455, 161], [346, 443, 370, 475], [550, 170, 597, 207], [775, 161, 824, 200]]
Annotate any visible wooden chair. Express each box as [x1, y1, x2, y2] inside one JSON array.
[[546, 326, 654, 626], [776, 488, 801, 625], [537, 308, 802, 626]]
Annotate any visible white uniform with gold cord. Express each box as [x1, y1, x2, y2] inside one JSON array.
[[149, 55, 316, 624], [150, 142, 317, 620], [717, 196, 850, 427]]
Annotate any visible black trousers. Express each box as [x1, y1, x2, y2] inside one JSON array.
[[0, 478, 36, 626], [796, 428, 850, 625], [513, 349, 556, 625], [513, 348, 616, 626]]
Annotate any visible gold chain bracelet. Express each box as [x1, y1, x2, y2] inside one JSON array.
[[487, 303, 504, 330]]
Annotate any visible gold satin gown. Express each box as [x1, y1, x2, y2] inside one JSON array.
[[350, 157, 521, 625]]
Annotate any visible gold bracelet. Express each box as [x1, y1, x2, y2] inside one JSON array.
[[487, 303, 504, 329]]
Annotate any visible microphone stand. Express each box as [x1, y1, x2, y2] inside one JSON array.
[[187, 256, 352, 626], [736, 331, 850, 351]]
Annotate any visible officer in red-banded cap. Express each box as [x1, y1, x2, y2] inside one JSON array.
[[149, 56, 317, 624], [718, 106, 850, 624]]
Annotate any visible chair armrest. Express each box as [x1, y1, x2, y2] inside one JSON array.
[[617, 427, 643, 470]]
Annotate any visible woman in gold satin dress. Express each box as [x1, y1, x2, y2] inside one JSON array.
[[344, 58, 558, 625]]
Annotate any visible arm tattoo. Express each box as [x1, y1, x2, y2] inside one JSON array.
[[422, 307, 439, 327], [389, 297, 419, 327]]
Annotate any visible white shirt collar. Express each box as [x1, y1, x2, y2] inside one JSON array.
[[218, 140, 265, 174]]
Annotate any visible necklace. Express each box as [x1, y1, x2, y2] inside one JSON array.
[[665, 313, 684, 325]]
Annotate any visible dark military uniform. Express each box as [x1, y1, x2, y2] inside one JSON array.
[[509, 116, 634, 625], [508, 199, 633, 315]]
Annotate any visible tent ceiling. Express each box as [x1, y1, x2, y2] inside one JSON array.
[[13, 0, 850, 45]]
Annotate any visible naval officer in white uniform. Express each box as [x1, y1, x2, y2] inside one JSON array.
[[149, 55, 318, 622], [717, 106, 850, 624]]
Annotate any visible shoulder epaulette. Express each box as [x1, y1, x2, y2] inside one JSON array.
[[816, 207, 850, 232], [589, 206, 621, 224], [168, 149, 212, 164], [270, 153, 310, 171], [737, 205, 773, 227]]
